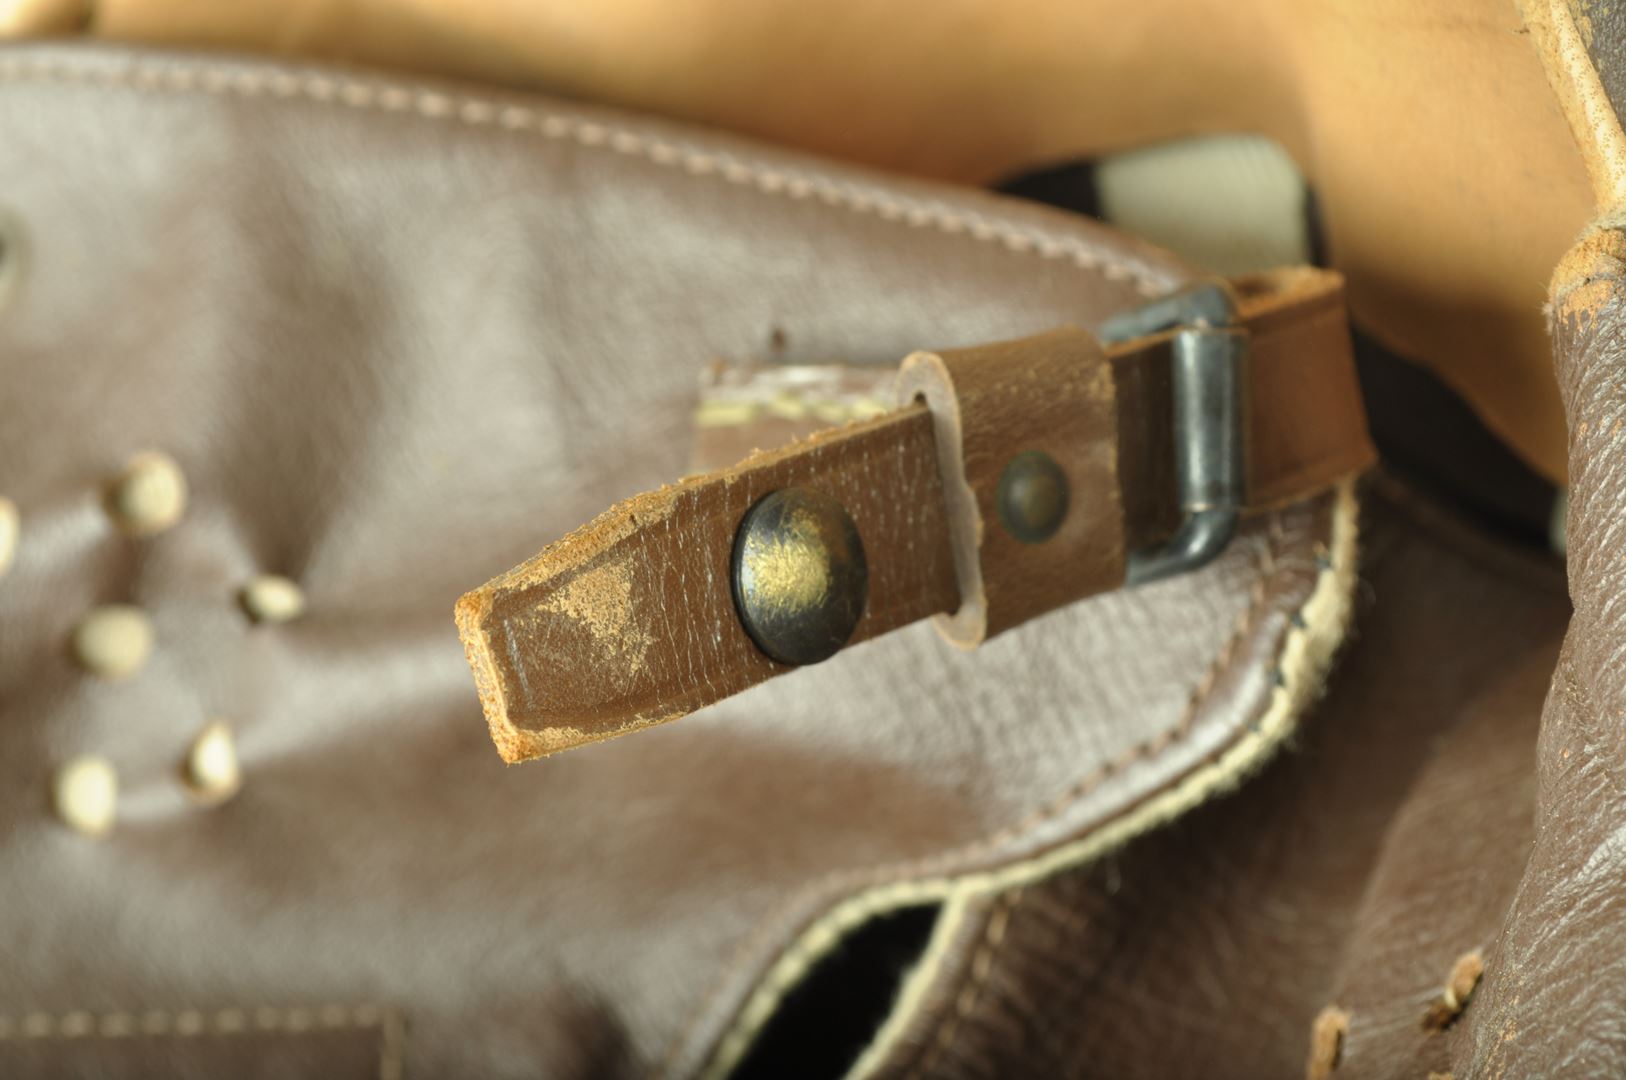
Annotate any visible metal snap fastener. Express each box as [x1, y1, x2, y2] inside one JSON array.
[[731, 487, 867, 666], [997, 450, 1069, 543]]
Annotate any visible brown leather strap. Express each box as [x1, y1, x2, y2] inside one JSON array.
[[457, 267, 1374, 761]]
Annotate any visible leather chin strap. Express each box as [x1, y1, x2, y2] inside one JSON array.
[[457, 266, 1374, 762]]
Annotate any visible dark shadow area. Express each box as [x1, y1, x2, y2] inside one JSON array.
[[729, 905, 939, 1080], [996, 160, 1103, 219]]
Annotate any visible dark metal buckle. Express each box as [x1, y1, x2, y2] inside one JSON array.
[[1098, 281, 1249, 586]]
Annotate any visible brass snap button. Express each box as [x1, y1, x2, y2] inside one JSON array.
[[731, 487, 867, 666]]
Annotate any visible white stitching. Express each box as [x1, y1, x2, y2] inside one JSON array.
[[0, 53, 1165, 298], [686, 483, 1361, 1080], [0, 48, 1181, 1077], [0, 1005, 403, 1080], [904, 889, 1023, 1080], [671, 512, 1284, 1074]]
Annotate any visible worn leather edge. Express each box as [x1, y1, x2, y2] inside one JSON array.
[[1522, 0, 1626, 207], [673, 479, 1361, 1080]]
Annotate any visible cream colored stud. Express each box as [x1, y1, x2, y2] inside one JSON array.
[[52, 755, 117, 837], [185, 721, 241, 804], [71, 604, 154, 678], [240, 574, 305, 624], [107, 450, 188, 535], [0, 496, 17, 578]]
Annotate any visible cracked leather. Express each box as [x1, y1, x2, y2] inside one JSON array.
[[1452, 235, 1626, 1079], [857, 478, 1570, 1080], [1, 37, 1593, 1080], [853, 235, 1626, 1078], [0, 45, 1360, 1079]]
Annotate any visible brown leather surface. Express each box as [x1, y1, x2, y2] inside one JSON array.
[[852, 476, 1569, 1080], [0, 1010, 402, 1079], [1575, 0, 1626, 119], [458, 405, 958, 762], [1450, 228, 1626, 1078], [897, 327, 1124, 647], [461, 270, 1372, 758], [0, 45, 1363, 1079], [0, 0, 1590, 481]]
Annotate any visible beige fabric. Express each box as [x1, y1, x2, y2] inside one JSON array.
[[0, 0, 1591, 481], [1095, 135, 1311, 277]]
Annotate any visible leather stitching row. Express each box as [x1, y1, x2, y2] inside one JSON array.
[[670, 516, 1297, 1077], [904, 888, 1024, 1080], [0, 48, 1197, 1077], [894, 541, 1276, 1078], [0, 1005, 404, 1080], [0, 54, 1164, 297]]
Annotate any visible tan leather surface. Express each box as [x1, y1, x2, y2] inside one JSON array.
[[0, 0, 1590, 481], [0, 46, 1361, 1078], [458, 405, 958, 762], [461, 269, 1372, 758], [850, 477, 1569, 1080]]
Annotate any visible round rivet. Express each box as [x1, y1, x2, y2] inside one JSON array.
[[185, 721, 241, 804], [731, 487, 867, 666], [0, 496, 17, 578], [239, 574, 305, 624], [72, 604, 154, 678], [107, 451, 188, 536], [997, 450, 1069, 544], [52, 755, 117, 837]]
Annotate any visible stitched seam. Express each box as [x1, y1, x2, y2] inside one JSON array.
[[0, 1005, 404, 1080], [669, 520, 1286, 1075], [0, 49, 1193, 1076], [0, 54, 1164, 298], [904, 889, 1023, 1080]]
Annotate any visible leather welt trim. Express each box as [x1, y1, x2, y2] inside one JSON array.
[[674, 481, 1362, 1080]]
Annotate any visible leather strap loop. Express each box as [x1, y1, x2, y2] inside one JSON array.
[[897, 327, 1125, 648], [457, 266, 1374, 761]]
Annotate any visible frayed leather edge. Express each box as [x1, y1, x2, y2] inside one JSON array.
[[1520, 0, 1626, 208], [685, 479, 1362, 1080]]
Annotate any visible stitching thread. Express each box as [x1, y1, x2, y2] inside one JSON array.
[[0, 1005, 404, 1080], [0, 54, 1165, 298], [904, 889, 1023, 1080], [0, 48, 1196, 1078], [674, 522, 1290, 1076]]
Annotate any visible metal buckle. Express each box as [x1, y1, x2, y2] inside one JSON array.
[[1098, 281, 1249, 586]]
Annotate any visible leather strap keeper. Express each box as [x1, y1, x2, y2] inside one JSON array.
[[457, 266, 1375, 762], [898, 327, 1124, 647]]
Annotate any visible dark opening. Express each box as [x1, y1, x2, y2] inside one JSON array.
[[729, 904, 940, 1080]]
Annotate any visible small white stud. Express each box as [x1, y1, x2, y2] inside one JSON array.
[[240, 575, 305, 624], [106, 451, 188, 536], [185, 721, 241, 804], [72, 604, 154, 679], [0, 496, 17, 578], [53, 755, 117, 837]]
